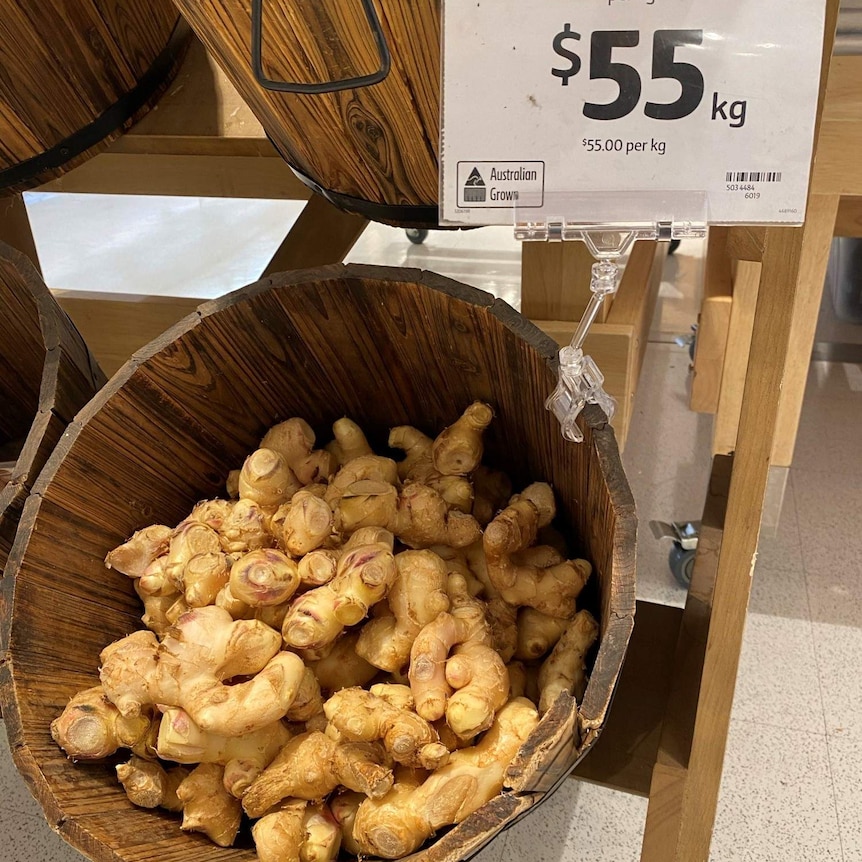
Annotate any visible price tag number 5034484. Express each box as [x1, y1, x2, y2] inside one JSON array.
[[552, 27, 748, 129]]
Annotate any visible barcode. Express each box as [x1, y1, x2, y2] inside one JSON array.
[[725, 171, 783, 183]]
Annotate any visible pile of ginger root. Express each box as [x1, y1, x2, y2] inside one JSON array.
[[51, 404, 599, 861]]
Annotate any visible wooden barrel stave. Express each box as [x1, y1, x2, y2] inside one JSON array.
[[173, 0, 442, 221]]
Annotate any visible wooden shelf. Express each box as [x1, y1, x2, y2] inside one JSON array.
[[573, 600, 682, 797], [37, 40, 309, 200]]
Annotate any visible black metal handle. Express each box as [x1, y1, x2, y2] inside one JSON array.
[[251, 0, 391, 94]]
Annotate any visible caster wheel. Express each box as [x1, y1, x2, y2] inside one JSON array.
[[669, 544, 696, 588], [406, 228, 429, 245], [668, 238, 682, 255]]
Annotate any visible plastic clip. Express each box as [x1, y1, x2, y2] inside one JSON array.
[[546, 257, 621, 442]]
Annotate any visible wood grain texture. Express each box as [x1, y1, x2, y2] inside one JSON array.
[[172, 0, 441, 209], [712, 261, 760, 456], [690, 296, 732, 415], [1, 265, 635, 862], [0, 241, 105, 574], [261, 194, 368, 275], [521, 241, 601, 322], [0, 0, 187, 193]]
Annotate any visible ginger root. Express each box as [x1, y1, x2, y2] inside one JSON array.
[[301, 803, 342, 862], [283, 539, 397, 650], [431, 402, 493, 477], [51, 686, 157, 761], [444, 642, 510, 740], [177, 763, 242, 847], [326, 418, 373, 466], [229, 548, 300, 606], [516, 608, 568, 661], [261, 418, 336, 485], [116, 756, 188, 810], [239, 448, 301, 508], [298, 549, 340, 587], [157, 707, 290, 797], [408, 574, 491, 722], [336, 481, 481, 550], [353, 698, 539, 859], [480, 484, 590, 618], [183, 551, 230, 608], [324, 688, 448, 771], [324, 455, 399, 507], [278, 489, 335, 556], [388, 426, 474, 513], [331, 792, 364, 857], [242, 732, 393, 818], [218, 499, 272, 553], [105, 525, 172, 579], [100, 607, 306, 736], [253, 800, 342, 862], [309, 633, 377, 692], [253, 799, 307, 862], [356, 550, 450, 673], [538, 610, 600, 713]]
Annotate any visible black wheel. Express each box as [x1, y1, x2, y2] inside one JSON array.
[[669, 544, 696, 588], [668, 238, 682, 255], [406, 228, 429, 245]]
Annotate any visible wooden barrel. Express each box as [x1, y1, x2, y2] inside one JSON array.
[[0, 2, 191, 194], [0, 265, 636, 861], [173, 0, 441, 227], [0, 241, 105, 571]]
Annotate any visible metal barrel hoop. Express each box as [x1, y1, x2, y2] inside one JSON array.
[[251, 0, 392, 93]]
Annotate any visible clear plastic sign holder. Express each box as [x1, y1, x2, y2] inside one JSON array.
[[512, 192, 708, 442]]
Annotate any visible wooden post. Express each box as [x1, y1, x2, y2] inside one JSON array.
[[261, 195, 369, 276], [521, 241, 603, 321], [641, 2, 839, 857], [771, 192, 840, 465]]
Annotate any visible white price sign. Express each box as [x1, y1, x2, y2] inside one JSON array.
[[440, 0, 827, 227]]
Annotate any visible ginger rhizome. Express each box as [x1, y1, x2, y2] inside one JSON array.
[[353, 698, 539, 859], [408, 574, 494, 724], [356, 550, 450, 673], [538, 610, 600, 713], [282, 537, 397, 650], [51, 686, 157, 761], [116, 756, 188, 810], [324, 688, 449, 771], [242, 731, 393, 818], [480, 483, 592, 618], [335, 480, 481, 549], [100, 607, 306, 736], [253, 800, 342, 862], [55, 407, 601, 859], [177, 763, 243, 847]]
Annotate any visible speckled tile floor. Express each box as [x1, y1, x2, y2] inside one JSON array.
[[2, 197, 861, 860]]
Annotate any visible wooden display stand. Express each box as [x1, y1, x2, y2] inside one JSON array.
[[0, 4, 840, 857], [0, 38, 659, 449], [692, 29, 856, 469]]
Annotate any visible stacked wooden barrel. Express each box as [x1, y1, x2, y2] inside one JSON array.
[[173, 0, 441, 227], [0, 241, 104, 570], [0, 1, 189, 193]]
